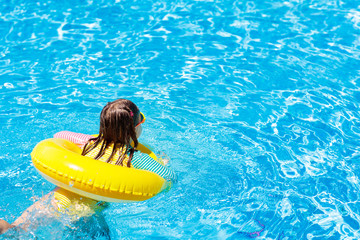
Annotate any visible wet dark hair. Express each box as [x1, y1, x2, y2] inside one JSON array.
[[81, 99, 141, 167]]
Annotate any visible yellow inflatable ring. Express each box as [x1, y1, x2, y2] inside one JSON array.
[[31, 138, 168, 202]]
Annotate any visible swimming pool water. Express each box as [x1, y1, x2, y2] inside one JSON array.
[[1, 0, 360, 239]]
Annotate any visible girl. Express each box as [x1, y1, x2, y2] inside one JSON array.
[[0, 99, 177, 236]]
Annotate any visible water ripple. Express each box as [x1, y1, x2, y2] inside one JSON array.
[[1, 0, 360, 239]]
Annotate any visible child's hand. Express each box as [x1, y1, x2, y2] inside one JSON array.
[[162, 158, 169, 166], [158, 152, 170, 166]]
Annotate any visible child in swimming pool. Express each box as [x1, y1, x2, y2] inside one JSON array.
[[0, 99, 176, 235]]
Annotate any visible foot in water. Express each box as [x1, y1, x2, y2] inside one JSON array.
[[0, 219, 14, 234]]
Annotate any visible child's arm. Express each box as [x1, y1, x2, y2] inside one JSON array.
[[132, 151, 177, 184], [53, 131, 93, 147]]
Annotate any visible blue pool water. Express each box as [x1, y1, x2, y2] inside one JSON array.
[[1, 0, 360, 239]]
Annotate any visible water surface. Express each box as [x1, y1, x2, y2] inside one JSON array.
[[1, 0, 360, 239]]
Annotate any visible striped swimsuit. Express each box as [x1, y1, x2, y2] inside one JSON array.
[[54, 131, 177, 182]]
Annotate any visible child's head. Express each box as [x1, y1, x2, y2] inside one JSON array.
[[99, 99, 143, 143], [82, 99, 146, 167]]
